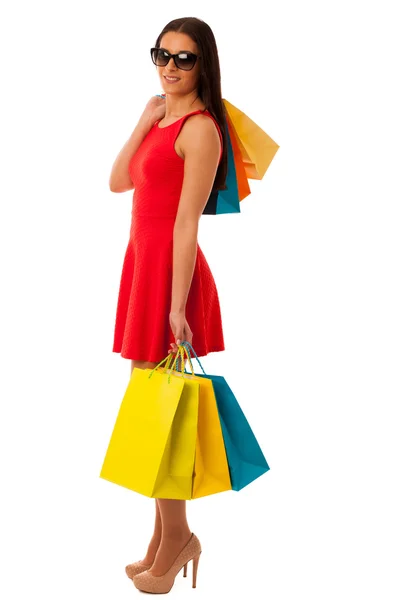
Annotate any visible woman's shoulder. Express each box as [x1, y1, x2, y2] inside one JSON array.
[[183, 109, 222, 138], [184, 110, 223, 152], [178, 109, 223, 160]]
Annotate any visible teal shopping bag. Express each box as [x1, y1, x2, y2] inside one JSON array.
[[202, 118, 241, 215], [178, 342, 270, 491]]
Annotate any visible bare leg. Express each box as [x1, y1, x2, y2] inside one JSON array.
[[131, 359, 163, 564], [138, 499, 162, 564], [149, 499, 192, 576]]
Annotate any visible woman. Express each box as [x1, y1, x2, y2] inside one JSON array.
[[109, 16, 227, 594]]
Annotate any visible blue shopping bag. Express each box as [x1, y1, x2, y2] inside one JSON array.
[[178, 342, 270, 491]]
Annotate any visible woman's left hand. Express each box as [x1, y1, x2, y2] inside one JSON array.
[[168, 311, 193, 355]]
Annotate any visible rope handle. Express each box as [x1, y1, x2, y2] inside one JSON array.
[[170, 343, 194, 374], [164, 345, 195, 376], [165, 342, 206, 377], [180, 341, 207, 375], [147, 343, 196, 384], [168, 345, 192, 377], [141, 341, 207, 385], [168, 343, 195, 375]]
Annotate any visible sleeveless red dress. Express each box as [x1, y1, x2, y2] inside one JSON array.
[[112, 108, 225, 363]]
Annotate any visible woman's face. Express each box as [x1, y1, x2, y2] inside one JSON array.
[[156, 32, 201, 96]]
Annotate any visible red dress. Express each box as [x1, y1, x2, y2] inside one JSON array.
[[112, 108, 225, 363]]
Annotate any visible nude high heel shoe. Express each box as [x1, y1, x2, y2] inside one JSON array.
[[132, 533, 202, 593], [125, 559, 153, 579]]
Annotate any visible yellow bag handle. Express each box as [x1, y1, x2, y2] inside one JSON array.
[[176, 343, 195, 374], [167, 343, 196, 376], [164, 343, 196, 376], [147, 343, 195, 384]]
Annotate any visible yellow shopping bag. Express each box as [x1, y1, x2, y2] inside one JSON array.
[[167, 346, 232, 499], [223, 98, 280, 181], [192, 375, 232, 498], [100, 350, 200, 499]]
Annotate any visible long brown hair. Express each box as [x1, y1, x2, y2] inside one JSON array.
[[154, 17, 228, 192]]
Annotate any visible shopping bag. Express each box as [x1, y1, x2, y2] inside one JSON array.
[[203, 110, 252, 215], [202, 98, 279, 215], [100, 350, 200, 499], [223, 98, 280, 181], [192, 374, 232, 499], [156, 348, 232, 499], [181, 341, 270, 491]]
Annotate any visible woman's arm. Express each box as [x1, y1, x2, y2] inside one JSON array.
[[109, 115, 154, 193], [170, 115, 221, 314]]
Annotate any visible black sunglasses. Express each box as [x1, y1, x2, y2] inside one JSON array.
[[150, 47, 201, 71]]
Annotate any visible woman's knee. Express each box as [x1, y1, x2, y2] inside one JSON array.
[[131, 359, 158, 374]]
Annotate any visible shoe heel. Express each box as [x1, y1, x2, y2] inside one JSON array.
[[183, 562, 188, 577], [192, 552, 201, 588]]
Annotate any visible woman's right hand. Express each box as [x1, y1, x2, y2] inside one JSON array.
[[140, 95, 166, 126]]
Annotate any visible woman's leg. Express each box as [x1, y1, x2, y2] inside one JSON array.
[[131, 359, 163, 564], [149, 499, 192, 576], [140, 499, 162, 564]]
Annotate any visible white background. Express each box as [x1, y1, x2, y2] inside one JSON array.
[[1, 1, 399, 598]]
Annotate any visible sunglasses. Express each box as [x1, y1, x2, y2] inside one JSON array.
[[150, 47, 201, 71]]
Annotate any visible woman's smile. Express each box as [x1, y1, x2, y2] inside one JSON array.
[[164, 75, 180, 83]]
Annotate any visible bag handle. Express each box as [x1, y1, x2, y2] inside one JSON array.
[[179, 341, 208, 375], [147, 344, 196, 384], [164, 345, 199, 377], [164, 342, 202, 375]]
